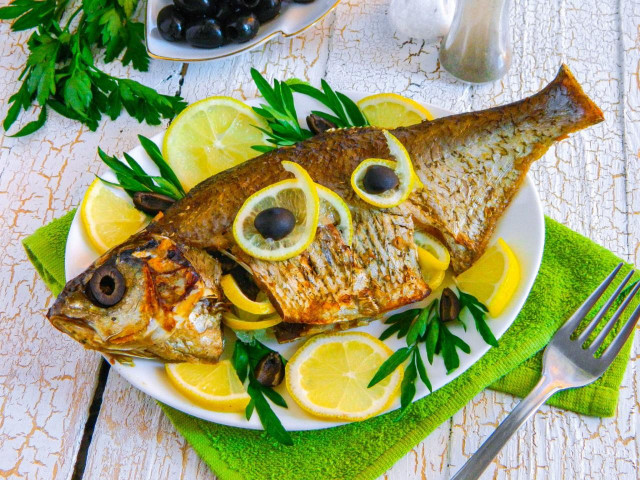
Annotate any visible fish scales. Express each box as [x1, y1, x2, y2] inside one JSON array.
[[238, 208, 428, 325], [47, 65, 604, 362]]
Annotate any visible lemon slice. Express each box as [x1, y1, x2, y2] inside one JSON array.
[[81, 179, 149, 254], [317, 184, 353, 245], [286, 332, 402, 421], [221, 274, 275, 315], [350, 131, 416, 208], [419, 260, 446, 290], [222, 311, 282, 331], [233, 161, 320, 261], [455, 238, 520, 317], [166, 360, 250, 412], [414, 231, 450, 271], [163, 96, 270, 191], [357, 93, 433, 129]]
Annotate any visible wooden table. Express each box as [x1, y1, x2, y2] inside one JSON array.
[[2, 0, 639, 478]]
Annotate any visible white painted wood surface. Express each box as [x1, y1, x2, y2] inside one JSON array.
[[1, 0, 639, 478]]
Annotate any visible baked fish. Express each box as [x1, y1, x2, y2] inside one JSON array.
[[47, 65, 603, 362]]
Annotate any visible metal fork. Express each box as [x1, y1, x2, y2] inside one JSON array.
[[451, 263, 640, 480]]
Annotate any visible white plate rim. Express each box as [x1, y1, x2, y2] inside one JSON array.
[[65, 93, 545, 431], [145, 0, 341, 63]]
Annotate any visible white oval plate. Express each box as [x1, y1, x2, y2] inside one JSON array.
[[66, 93, 544, 430], [146, 0, 340, 62]]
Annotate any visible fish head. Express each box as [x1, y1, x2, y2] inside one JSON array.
[[47, 233, 224, 359]]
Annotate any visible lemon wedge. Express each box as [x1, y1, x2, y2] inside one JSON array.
[[81, 179, 149, 254], [233, 161, 320, 261], [350, 131, 416, 208], [357, 93, 433, 129], [221, 274, 275, 315], [222, 311, 282, 331], [414, 231, 450, 271], [163, 96, 270, 191], [317, 184, 353, 245], [286, 332, 402, 421], [455, 238, 520, 317], [166, 360, 250, 412]]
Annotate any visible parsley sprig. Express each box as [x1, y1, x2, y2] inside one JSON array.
[[369, 289, 495, 417], [232, 338, 293, 446], [97, 134, 186, 201], [249, 69, 369, 152], [0, 0, 187, 136]]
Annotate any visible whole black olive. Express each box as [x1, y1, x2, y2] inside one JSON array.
[[174, 0, 212, 16], [254, 0, 281, 22], [186, 18, 225, 48], [210, 1, 237, 22], [362, 165, 399, 194], [306, 113, 337, 135], [86, 264, 126, 308], [133, 192, 176, 216], [225, 13, 260, 43], [157, 6, 187, 42], [439, 287, 461, 322], [255, 352, 285, 387], [254, 207, 296, 240]]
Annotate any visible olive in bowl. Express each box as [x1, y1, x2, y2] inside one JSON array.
[[254, 0, 281, 22], [225, 12, 260, 43], [174, 0, 213, 16], [186, 18, 225, 48], [157, 5, 187, 42]]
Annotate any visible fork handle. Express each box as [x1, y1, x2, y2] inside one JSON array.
[[450, 375, 562, 480]]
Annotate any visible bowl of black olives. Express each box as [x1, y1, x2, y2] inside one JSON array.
[[147, 0, 339, 61]]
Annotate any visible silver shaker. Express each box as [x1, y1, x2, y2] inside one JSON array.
[[439, 0, 512, 83]]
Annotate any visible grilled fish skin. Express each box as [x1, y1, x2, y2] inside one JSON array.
[[47, 64, 603, 360], [237, 208, 429, 325], [153, 64, 603, 273], [48, 234, 226, 362]]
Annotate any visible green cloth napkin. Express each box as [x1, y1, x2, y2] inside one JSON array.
[[24, 213, 637, 480]]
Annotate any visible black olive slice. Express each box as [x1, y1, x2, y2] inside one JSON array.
[[255, 352, 285, 387], [439, 287, 461, 322], [306, 114, 337, 135], [362, 165, 399, 194], [86, 265, 126, 308], [254, 207, 296, 240], [133, 192, 176, 216]]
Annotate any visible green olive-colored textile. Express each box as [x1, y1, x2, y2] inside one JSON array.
[[24, 214, 636, 480]]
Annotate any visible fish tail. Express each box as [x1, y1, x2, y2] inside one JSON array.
[[534, 64, 605, 134]]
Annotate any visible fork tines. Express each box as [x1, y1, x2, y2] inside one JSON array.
[[560, 262, 640, 360]]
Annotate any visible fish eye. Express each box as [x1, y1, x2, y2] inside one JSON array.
[[86, 265, 126, 308]]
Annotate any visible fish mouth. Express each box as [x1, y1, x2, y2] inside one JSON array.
[[48, 312, 100, 346]]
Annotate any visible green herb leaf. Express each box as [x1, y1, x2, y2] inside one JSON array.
[[414, 348, 432, 391], [368, 346, 413, 388], [245, 399, 255, 420], [8, 106, 47, 137], [138, 135, 186, 196], [458, 290, 497, 347], [379, 321, 404, 341], [406, 307, 429, 346], [247, 378, 293, 446], [424, 316, 439, 364], [399, 354, 417, 411], [260, 385, 288, 408], [231, 340, 249, 383]]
